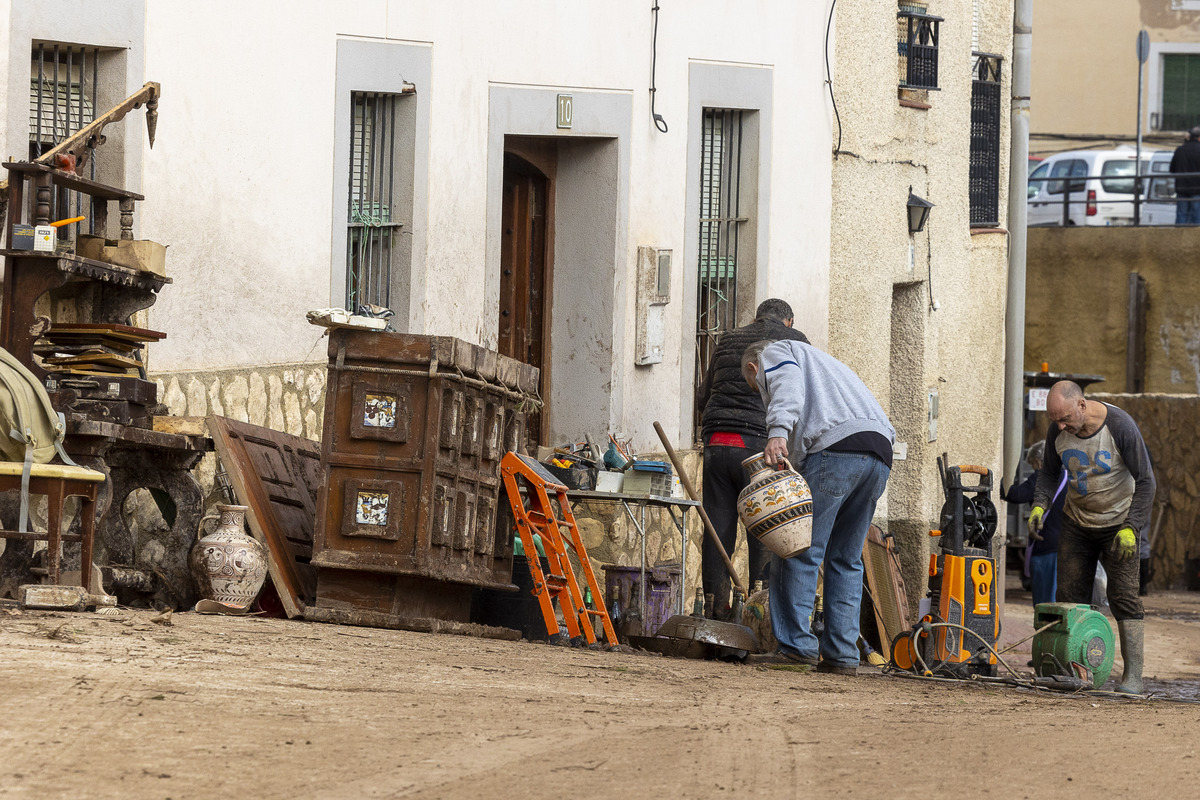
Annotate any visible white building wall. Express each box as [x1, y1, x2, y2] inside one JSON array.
[[0, 1, 833, 453]]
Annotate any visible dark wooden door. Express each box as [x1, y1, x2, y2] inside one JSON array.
[[500, 154, 549, 445]]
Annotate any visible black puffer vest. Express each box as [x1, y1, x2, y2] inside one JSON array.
[[697, 318, 809, 440]]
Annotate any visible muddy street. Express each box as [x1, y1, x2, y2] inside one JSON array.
[[2, 584, 1199, 799]]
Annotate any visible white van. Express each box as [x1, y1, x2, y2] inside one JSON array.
[[1027, 146, 1171, 226], [1143, 151, 1180, 226]]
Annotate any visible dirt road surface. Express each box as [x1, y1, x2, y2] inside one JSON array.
[[2, 584, 1199, 799]]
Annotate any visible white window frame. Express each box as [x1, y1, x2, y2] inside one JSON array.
[[1146, 42, 1200, 132]]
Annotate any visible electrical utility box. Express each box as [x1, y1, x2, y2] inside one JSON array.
[[635, 246, 671, 365]]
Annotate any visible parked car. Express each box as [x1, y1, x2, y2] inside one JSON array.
[[1027, 146, 1171, 226]]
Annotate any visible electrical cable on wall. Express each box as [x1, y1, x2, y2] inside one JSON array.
[[825, 0, 842, 157], [927, 226, 939, 311], [650, 2, 668, 133]]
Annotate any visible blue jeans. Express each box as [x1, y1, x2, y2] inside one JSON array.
[[1029, 551, 1057, 607], [1176, 198, 1200, 225], [769, 450, 890, 666]]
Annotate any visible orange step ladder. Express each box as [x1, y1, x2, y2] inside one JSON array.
[[500, 452, 617, 647]]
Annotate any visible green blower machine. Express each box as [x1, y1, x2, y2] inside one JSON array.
[[1031, 603, 1115, 689]]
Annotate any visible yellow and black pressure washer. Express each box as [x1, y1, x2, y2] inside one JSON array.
[[891, 456, 999, 678]]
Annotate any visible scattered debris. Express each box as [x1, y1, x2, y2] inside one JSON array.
[[33, 622, 83, 643]]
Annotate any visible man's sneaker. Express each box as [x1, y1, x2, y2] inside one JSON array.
[[745, 650, 818, 666]]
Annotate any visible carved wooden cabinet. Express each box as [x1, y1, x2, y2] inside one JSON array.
[[311, 329, 539, 623]]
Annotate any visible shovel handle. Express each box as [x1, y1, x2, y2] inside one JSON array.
[[653, 421, 747, 596]]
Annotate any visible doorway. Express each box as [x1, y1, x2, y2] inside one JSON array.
[[500, 149, 554, 446]]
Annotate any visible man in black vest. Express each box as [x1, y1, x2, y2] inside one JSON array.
[[1170, 126, 1200, 225], [695, 298, 809, 619]]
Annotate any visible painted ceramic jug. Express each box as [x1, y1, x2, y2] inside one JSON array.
[[189, 504, 269, 609], [737, 453, 814, 558]]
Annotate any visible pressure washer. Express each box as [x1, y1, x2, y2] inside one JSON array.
[[890, 455, 999, 678]]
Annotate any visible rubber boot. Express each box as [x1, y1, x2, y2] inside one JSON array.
[[1115, 619, 1145, 695]]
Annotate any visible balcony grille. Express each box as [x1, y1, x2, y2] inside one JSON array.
[[898, 9, 943, 90], [969, 53, 1003, 227]]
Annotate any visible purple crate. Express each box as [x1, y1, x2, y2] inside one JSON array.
[[601, 563, 682, 641]]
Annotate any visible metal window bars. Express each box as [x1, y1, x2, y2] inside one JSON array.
[[898, 8, 943, 90], [346, 91, 404, 311], [30, 43, 99, 234], [970, 53, 1003, 227], [695, 108, 745, 434]]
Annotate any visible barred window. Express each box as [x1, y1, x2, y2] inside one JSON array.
[[898, 5, 943, 91], [29, 43, 97, 153], [969, 53, 1003, 226], [695, 108, 746, 432], [346, 92, 406, 310], [29, 43, 104, 235]]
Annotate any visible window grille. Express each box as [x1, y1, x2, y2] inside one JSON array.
[[898, 7, 943, 90], [346, 92, 404, 311], [969, 53, 1003, 226], [695, 108, 745, 431], [29, 43, 100, 233]]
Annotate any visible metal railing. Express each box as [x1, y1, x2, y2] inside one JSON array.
[[1026, 169, 1200, 226], [898, 9, 943, 90]]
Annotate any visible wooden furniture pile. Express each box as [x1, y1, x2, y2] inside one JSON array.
[[0, 161, 210, 606]]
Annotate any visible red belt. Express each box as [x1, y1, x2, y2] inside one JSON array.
[[708, 432, 746, 447]]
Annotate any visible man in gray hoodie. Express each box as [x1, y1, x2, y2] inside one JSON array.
[[741, 339, 894, 675]]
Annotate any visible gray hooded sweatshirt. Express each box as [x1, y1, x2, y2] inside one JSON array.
[[756, 340, 895, 468]]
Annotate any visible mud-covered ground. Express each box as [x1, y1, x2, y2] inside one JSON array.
[[2, 580, 1199, 799]]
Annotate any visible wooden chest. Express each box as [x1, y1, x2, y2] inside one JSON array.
[[311, 329, 538, 621]]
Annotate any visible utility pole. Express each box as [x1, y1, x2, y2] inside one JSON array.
[[1004, 0, 1032, 489], [1135, 30, 1150, 226], [1002, 0, 1033, 617]]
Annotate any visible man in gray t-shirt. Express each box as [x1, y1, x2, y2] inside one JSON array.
[[1031, 381, 1156, 694]]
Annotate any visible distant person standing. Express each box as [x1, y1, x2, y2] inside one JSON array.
[[1000, 441, 1065, 607], [695, 298, 809, 619], [1169, 126, 1200, 225]]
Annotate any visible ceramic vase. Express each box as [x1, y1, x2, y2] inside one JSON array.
[[737, 453, 814, 558], [189, 504, 268, 609]]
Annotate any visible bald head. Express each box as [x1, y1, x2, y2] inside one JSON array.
[[1046, 380, 1091, 436], [1048, 380, 1083, 404]]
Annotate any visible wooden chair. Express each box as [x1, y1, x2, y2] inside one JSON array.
[[0, 462, 105, 591]]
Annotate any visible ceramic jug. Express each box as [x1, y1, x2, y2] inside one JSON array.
[[737, 453, 814, 558], [189, 504, 269, 609]]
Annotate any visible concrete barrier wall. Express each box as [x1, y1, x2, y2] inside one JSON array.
[[1026, 227, 1200, 393]]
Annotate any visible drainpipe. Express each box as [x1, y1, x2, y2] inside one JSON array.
[[1003, 0, 1032, 489]]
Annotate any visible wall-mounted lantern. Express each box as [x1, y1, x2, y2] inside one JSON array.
[[907, 188, 934, 234]]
